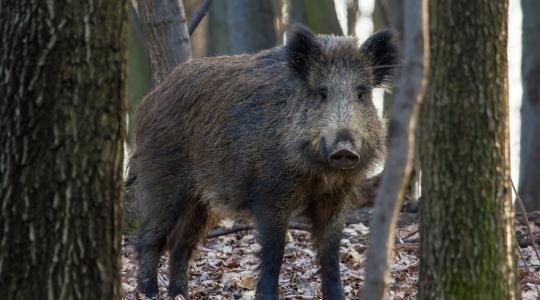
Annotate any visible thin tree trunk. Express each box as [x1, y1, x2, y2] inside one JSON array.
[[134, 0, 192, 82], [226, 0, 276, 54], [346, 0, 359, 35], [208, 0, 231, 56], [127, 4, 152, 143], [519, 0, 540, 210], [288, 0, 343, 35], [0, 1, 127, 299], [363, 0, 429, 298], [373, 0, 404, 116], [419, 1, 519, 299]]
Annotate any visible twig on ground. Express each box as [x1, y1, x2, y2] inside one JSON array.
[[207, 222, 311, 239], [512, 180, 540, 264], [188, 0, 213, 35]]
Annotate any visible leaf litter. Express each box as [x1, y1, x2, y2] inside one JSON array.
[[122, 220, 540, 299]]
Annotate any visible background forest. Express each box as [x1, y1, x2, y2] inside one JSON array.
[[1, 0, 539, 299]]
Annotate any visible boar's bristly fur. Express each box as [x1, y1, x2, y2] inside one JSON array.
[[130, 25, 399, 300]]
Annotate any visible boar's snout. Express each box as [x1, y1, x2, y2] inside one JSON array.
[[328, 142, 359, 170]]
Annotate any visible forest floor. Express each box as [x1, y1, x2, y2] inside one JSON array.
[[121, 216, 540, 300]]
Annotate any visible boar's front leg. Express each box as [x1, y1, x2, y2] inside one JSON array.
[[250, 187, 290, 300], [307, 200, 346, 300]]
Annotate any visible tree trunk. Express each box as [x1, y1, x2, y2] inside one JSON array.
[[134, 0, 192, 82], [288, 0, 343, 35], [346, 0, 359, 35], [208, 0, 276, 56], [127, 4, 153, 143], [226, 0, 276, 54], [208, 0, 231, 56], [0, 1, 127, 299], [419, 1, 519, 299], [519, 0, 540, 210], [373, 0, 404, 116], [363, 0, 429, 298]]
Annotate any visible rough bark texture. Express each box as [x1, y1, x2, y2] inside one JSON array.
[[208, 0, 276, 56], [419, 1, 519, 299], [134, 0, 192, 82], [0, 1, 127, 299], [363, 0, 428, 298], [288, 0, 342, 35], [519, 0, 540, 210]]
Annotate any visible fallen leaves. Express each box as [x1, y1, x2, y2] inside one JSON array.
[[121, 219, 540, 299]]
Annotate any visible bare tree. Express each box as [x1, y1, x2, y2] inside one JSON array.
[[519, 0, 540, 210], [0, 1, 127, 299], [419, 1, 519, 298], [134, 0, 192, 82], [362, 0, 429, 298]]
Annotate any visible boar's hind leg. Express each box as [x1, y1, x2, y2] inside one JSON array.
[[136, 192, 182, 297], [307, 202, 346, 300], [250, 195, 289, 300], [167, 202, 211, 299]]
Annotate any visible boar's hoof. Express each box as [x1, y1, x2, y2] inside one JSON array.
[[137, 277, 158, 298]]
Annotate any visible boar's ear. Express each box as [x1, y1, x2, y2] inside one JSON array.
[[360, 30, 400, 87], [285, 25, 320, 79]]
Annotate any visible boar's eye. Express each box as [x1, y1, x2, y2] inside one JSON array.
[[356, 85, 369, 103], [318, 87, 328, 101]]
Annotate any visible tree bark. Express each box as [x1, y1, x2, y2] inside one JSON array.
[[288, 0, 343, 35], [519, 0, 540, 210], [363, 1, 429, 298], [134, 0, 192, 82], [419, 1, 519, 299], [0, 1, 127, 299]]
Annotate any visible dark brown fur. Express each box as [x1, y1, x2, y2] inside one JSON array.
[[130, 25, 399, 299]]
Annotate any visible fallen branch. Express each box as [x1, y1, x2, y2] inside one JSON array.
[[206, 208, 418, 239], [188, 0, 213, 35], [207, 221, 311, 239]]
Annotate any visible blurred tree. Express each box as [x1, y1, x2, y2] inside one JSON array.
[[184, 0, 209, 58], [289, 0, 342, 35], [208, 0, 231, 55], [419, 1, 519, 299], [0, 0, 127, 299], [519, 0, 540, 210], [128, 4, 152, 142], [373, 0, 404, 115], [208, 0, 276, 55], [346, 0, 359, 35]]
